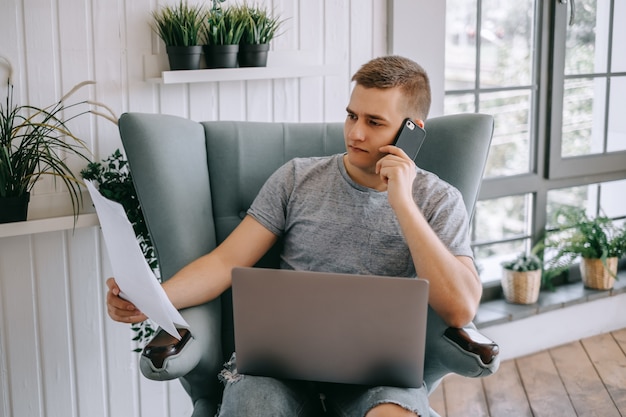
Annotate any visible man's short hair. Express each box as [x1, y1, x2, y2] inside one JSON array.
[[352, 55, 431, 120]]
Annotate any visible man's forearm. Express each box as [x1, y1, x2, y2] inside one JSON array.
[[394, 202, 482, 327]]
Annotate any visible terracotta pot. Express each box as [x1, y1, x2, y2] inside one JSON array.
[[580, 257, 617, 290], [501, 268, 541, 304]]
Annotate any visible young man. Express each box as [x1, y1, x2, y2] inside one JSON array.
[[107, 55, 482, 417]]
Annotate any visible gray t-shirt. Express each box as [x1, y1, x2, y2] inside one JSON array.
[[248, 154, 473, 277]]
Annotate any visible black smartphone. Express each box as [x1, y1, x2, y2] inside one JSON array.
[[392, 118, 427, 161]]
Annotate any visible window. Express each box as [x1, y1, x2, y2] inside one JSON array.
[[548, 0, 626, 177], [445, 0, 538, 178], [444, 0, 626, 288]]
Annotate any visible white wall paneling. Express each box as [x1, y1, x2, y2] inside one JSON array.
[[0, 0, 415, 415], [388, 0, 446, 117]]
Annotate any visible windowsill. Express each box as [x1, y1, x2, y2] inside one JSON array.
[[475, 269, 626, 328]]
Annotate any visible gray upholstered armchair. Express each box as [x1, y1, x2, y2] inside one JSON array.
[[118, 112, 500, 417]]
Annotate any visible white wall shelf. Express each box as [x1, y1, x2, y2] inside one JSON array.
[[143, 49, 340, 84], [0, 213, 99, 238], [146, 64, 338, 85]]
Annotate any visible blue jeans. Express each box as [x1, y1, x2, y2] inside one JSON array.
[[217, 354, 428, 417]]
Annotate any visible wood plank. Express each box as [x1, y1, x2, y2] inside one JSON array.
[[550, 340, 620, 417], [442, 374, 489, 417], [33, 232, 76, 417], [611, 328, 626, 352], [429, 382, 446, 416], [516, 351, 576, 417], [581, 332, 626, 413], [482, 360, 532, 417], [0, 236, 44, 417]]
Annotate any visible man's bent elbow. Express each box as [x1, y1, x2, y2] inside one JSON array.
[[443, 305, 478, 329]]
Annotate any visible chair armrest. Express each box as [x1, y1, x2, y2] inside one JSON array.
[[443, 327, 499, 366], [142, 328, 193, 370], [139, 301, 223, 381], [424, 307, 500, 393]]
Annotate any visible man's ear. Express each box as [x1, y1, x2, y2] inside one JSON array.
[[414, 119, 425, 129]]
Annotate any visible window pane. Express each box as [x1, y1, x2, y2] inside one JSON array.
[[474, 240, 526, 284], [599, 179, 626, 218], [445, 0, 477, 90], [480, 90, 532, 176], [473, 195, 530, 243], [546, 184, 596, 229], [472, 194, 532, 284], [607, 76, 626, 152], [480, 0, 534, 88], [444, 94, 475, 114], [565, 0, 610, 75], [561, 77, 606, 157], [612, 0, 626, 71]]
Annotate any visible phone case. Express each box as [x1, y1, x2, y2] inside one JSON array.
[[392, 118, 427, 161]]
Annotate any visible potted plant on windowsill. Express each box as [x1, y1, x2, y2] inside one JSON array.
[[236, 3, 284, 67], [0, 56, 116, 223], [203, 4, 245, 68], [151, 1, 205, 70], [501, 251, 542, 304], [543, 207, 626, 290]]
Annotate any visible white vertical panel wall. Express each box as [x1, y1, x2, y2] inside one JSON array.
[[0, 0, 396, 416]]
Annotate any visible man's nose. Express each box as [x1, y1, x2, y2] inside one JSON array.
[[347, 120, 366, 141]]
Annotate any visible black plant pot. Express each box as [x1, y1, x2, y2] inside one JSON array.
[[238, 43, 270, 67], [0, 193, 30, 223], [166, 45, 203, 71], [204, 44, 239, 69]]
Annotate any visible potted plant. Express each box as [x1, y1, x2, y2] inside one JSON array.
[[501, 251, 542, 304], [543, 207, 626, 290], [151, 1, 205, 70], [203, 4, 245, 68], [0, 56, 116, 223], [236, 3, 284, 67]]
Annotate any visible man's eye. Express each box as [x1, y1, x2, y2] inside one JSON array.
[[347, 113, 357, 120], [369, 120, 381, 126]]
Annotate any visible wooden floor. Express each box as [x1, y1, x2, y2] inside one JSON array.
[[430, 328, 626, 417]]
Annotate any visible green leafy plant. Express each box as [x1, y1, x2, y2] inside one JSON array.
[[237, 3, 283, 45], [1, 56, 116, 218], [151, 1, 205, 46], [81, 149, 157, 271], [502, 252, 542, 272], [541, 207, 626, 285], [204, 6, 246, 45], [81, 149, 158, 351]]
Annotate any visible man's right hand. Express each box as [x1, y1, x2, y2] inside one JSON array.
[[106, 277, 148, 324]]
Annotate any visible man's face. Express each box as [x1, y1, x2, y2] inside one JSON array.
[[343, 85, 408, 173]]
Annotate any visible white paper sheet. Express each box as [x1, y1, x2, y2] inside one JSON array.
[[86, 180, 189, 339]]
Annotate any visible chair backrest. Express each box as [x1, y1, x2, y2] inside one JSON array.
[[118, 112, 493, 360]]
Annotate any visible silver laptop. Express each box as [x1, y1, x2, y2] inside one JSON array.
[[231, 267, 429, 388]]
